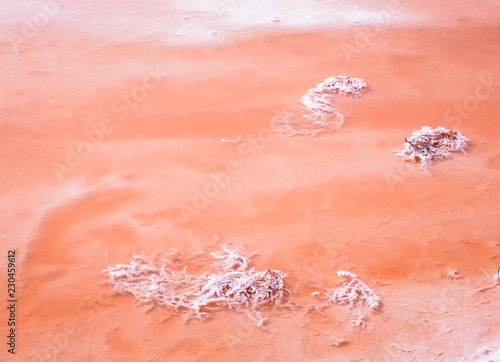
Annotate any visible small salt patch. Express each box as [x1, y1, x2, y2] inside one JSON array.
[[479, 347, 493, 355], [396, 126, 470, 168], [209, 31, 218, 37], [337, 270, 357, 279], [447, 269, 462, 280], [272, 76, 367, 138], [328, 271, 380, 311]]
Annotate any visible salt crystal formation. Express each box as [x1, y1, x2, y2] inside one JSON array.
[[195, 269, 287, 328], [104, 255, 203, 312], [273, 76, 367, 138], [327, 270, 381, 311], [103, 246, 288, 327], [396, 126, 470, 168]]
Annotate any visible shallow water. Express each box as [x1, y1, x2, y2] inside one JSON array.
[[2, 0, 500, 360]]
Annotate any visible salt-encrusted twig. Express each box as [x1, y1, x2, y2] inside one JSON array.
[[396, 126, 470, 168], [197, 269, 287, 311], [103, 255, 206, 313], [211, 245, 250, 272], [273, 76, 367, 138], [326, 270, 381, 311]]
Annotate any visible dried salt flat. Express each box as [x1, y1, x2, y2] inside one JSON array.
[[396, 126, 470, 168], [272, 76, 367, 139], [102, 245, 290, 328]]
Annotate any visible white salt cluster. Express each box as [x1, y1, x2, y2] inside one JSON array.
[[211, 246, 249, 272], [447, 269, 462, 280], [396, 126, 470, 168], [273, 76, 367, 138], [471, 346, 500, 361], [195, 269, 287, 321], [104, 255, 205, 312], [102, 246, 288, 327], [494, 266, 500, 281], [327, 270, 381, 311]]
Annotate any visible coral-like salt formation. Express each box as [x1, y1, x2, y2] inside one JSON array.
[[272, 76, 367, 138], [195, 269, 287, 327], [396, 126, 470, 168], [327, 270, 381, 311], [104, 255, 204, 312], [102, 246, 289, 328]]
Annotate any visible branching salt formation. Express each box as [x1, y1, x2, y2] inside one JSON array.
[[211, 246, 249, 272], [102, 246, 288, 328], [396, 126, 470, 168], [273, 76, 367, 138], [327, 270, 381, 311], [104, 255, 205, 313], [195, 269, 287, 328]]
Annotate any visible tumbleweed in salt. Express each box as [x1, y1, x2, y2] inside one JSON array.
[[102, 246, 289, 327], [327, 270, 381, 311], [196, 269, 287, 311], [396, 126, 470, 168], [273, 76, 367, 138]]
